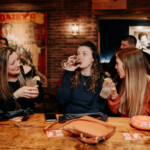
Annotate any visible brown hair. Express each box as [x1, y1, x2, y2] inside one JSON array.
[[70, 41, 104, 94], [0, 47, 25, 100], [122, 35, 137, 46], [116, 48, 149, 117]]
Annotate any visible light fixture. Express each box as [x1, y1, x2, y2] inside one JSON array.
[[72, 23, 79, 36]]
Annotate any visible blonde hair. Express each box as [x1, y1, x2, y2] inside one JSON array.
[[116, 48, 149, 117], [0, 47, 25, 100]]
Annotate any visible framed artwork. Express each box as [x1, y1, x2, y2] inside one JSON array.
[[129, 26, 150, 55], [0, 12, 47, 86]]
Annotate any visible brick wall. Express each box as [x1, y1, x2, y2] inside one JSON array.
[[0, 0, 99, 87]]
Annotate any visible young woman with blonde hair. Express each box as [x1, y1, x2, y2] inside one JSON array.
[[106, 48, 150, 117], [57, 41, 106, 113]]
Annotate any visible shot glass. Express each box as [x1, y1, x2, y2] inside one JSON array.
[[26, 77, 37, 87], [61, 55, 79, 69], [100, 85, 111, 99], [74, 56, 79, 65]]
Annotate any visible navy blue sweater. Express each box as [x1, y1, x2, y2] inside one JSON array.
[[57, 70, 106, 114]]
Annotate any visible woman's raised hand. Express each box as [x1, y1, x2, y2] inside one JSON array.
[[110, 82, 118, 99], [13, 85, 39, 99], [63, 55, 80, 71], [103, 78, 118, 99]]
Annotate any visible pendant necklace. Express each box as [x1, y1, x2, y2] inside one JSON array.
[[81, 74, 90, 86]]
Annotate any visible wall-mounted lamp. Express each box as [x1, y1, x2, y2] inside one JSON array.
[[72, 23, 79, 36]]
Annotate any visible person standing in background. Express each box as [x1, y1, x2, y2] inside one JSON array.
[[104, 35, 137, 79], [104, 35, 150, 88]]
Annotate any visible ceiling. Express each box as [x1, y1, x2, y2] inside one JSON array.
[[0, 0, 150, 19], [92, 0, 150, 19]]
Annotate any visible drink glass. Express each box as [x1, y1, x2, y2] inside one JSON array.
[[74, 56, 79, 65], [61, 55, 78, 69], [26, 77, 37, 87], [100, 85, 111, 99], [100, 75, 118, 99]]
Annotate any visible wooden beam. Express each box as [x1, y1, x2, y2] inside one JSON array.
[[92, 0, 127, 10], [92, 10, 150, 19]]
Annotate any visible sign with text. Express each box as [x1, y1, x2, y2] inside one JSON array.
[[0, 12, 47, 87]]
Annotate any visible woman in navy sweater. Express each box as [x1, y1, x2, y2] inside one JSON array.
[[57, 41, 106, 114]]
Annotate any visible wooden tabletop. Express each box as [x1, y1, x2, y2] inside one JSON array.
[[0, 113, 150, 150]]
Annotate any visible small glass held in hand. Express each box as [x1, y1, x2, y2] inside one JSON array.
[[61, 55, 79, 69], [100, 85, 111, 99], [100, 76, 118, 99], [26, 77, 37, 87]]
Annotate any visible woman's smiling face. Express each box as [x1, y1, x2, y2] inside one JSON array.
[[8, 52, 21, 76]]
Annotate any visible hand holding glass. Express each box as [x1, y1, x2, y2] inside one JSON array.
[[61, 55, 79, 69], [100, 85, 111, 99], [26, 77, 37, 87], [100, 76, 118, 99]]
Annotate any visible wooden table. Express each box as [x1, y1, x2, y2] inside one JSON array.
[[0, 114, 150, 150]]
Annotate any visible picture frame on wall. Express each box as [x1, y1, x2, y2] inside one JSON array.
[[129, 26, 150, 55], [0, 12, 47, 87]]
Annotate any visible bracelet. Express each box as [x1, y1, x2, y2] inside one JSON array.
[[12, 94, 17, 101]]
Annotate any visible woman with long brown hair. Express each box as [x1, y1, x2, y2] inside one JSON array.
[[0, 47, 43, 113], [57, 41, 106, 113], [106, 48, 150, 117]]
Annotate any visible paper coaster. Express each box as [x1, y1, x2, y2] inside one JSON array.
[[46, 130, 64, 137], [122, 133, 143, 140], [10, 116, 23, 122]]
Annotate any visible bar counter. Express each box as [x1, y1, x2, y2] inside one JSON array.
[[0, 113, 149, 150]]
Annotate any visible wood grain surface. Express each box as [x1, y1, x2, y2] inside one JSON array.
[[0, 114, 149, 150]]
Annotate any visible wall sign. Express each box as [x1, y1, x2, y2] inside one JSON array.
[[0, 12, 47, 87]]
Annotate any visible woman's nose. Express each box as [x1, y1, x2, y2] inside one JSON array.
[[16, 60, 21, 66], [17, 63, 21, 67], [77, 55, 81, 60]]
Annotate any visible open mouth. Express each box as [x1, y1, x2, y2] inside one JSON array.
[[75, 62, 81, 65]]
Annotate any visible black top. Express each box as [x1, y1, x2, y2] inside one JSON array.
[[0, 66, 44, 112], [57, 70, 106, 114]]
